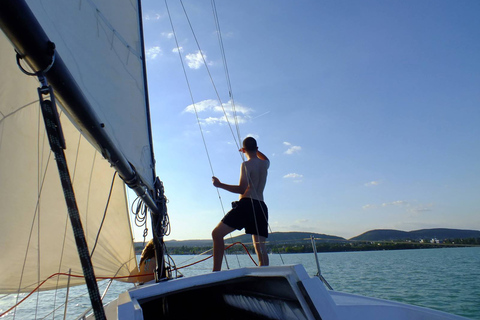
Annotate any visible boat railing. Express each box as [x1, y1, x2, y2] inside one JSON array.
[[310, 235, 333, 290]]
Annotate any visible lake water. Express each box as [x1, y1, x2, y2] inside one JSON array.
[[1, 247, 478, 319]]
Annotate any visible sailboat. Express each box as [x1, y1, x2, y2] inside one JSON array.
[[0, 1, 472, 319]]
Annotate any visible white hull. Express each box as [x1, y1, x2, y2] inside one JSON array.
[[89, 265, 469, 320]]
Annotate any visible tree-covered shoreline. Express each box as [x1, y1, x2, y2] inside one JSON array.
[[157, 238, 480, 255], [134, 230, 480, 255]]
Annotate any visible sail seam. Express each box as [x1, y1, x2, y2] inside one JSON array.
[[86, 0, 142, 58], [0, 100, 38, 125]]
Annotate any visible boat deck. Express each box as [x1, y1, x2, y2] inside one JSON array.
[[94, 265, 469, 320]]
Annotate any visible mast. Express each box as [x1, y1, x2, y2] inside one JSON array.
[[136, 0, 168, 281]]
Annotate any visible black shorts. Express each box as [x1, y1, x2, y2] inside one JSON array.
[[222, 198, 268, 238]]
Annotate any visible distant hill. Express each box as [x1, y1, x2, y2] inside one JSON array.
[[350, 228, 480, 241], [350, 229, 409, 241]]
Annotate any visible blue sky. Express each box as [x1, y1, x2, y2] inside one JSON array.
[[135, 0, 480, 241]]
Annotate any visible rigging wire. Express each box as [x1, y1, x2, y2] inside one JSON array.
[[35, 108, 43, 320], [163, 244, 182, 279], [164, 0, 215, 177], [164, 0, 230, 218], [166, 0, 241, 268], [207, 3, 270, 262], [165, 0, 285, 268], [14, 148, 53, 319], [175, 242, 257, 271], [85, 152, 98, 240], [179, 0, 241, 152], [170, 0, 285, 266], [209, 0, 284, 263], [211, 0, 243, 145]]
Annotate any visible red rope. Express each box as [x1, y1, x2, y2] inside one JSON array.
[[0, 241, 256, 316], [175, 241, 257, 270], [0, 272, 75, 317], [227, 241, 258, 266]]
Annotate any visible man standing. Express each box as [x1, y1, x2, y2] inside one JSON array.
[[211, 137, 270, 271]]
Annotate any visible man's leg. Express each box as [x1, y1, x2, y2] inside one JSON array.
[[252, 235, 269, 266], [212, 222, 235, 271]]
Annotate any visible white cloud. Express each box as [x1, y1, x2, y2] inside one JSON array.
[[213, 104, 251, 115], [204, 116, 225, 125], [286, 146, 302, 154], [144, 13, 161, 21], [283, 173, 303, 183], [214, 30, 234, 38], [161, 32, 174, 39], [363, 200, 408, 210], [173, 46, 184, 53], [283, 141, 302, 155], [186, 50, 208, 69], [364, 180, 382, 187], [411, 207, 432, 212], [146, 46, 162, 60], [183, 99, 252, 126], [408, 203, 434, 213], [283, 173, 303, 179], [382, 200, 408, 207], [184, 99, 217, 113]]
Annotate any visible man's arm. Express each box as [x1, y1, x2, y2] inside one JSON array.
[[212, 180, 246, 194], [256, 150, 269, 161], [212, 163, 248, 194]]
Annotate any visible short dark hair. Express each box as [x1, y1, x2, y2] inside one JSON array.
[[243, 137, 257, 151]]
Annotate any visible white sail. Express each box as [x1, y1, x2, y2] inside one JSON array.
[[24, 0, 155, 189], [0, 0, 153, 293]]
